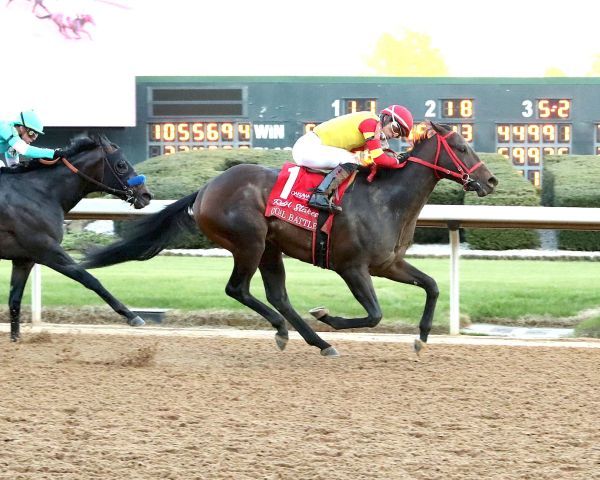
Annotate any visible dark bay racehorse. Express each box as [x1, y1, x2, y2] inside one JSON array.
[[1, 134, 152, 341], [84, 123, 497, 357]]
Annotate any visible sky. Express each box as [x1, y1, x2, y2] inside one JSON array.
[[1, 0, 598, 125]]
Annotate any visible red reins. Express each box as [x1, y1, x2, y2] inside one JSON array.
[[405, 131, 483, 188]]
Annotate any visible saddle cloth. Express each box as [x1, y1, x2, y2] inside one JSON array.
[[264, 162, 351, 232]]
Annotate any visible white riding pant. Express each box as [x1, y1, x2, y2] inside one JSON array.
[[292, 132, 359, 169]]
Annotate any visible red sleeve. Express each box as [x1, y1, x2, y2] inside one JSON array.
[[358, 118, 401, 168]]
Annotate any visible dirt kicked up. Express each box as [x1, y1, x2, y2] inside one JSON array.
[[1, 331, 599, 480]]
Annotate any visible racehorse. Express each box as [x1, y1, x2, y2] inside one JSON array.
[[1, 134, 152, 341], [37, 12, 95, 39], [83, 122, 497, 357]]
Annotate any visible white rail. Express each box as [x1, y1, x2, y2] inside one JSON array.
[[28, 200, 600, 334]]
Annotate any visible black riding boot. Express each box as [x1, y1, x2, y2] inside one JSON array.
[[308, 163, 358, 214]]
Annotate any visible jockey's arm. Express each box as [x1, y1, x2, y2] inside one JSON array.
[[358, 118, 403, 169], [2, 124, 54, 159]]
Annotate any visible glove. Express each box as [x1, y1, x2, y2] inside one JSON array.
[[53, 148, 66, 159], [396, 151, 411, 162]]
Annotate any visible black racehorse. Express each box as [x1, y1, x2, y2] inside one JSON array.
[[83, 123, 497, 357], [1, 134, 152, 341]]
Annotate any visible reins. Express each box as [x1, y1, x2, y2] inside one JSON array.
[[404, 131, 483, 189], [40, 155, 136, 201]]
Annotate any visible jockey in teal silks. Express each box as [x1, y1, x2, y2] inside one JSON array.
[[0, 110, 59, 167]]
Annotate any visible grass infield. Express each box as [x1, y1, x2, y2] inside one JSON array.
[[1, 256, 599, 328]]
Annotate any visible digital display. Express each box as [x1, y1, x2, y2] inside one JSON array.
[[448, 123, 474, 143], [148, 121, 252, 156], [331, 98, 377, 117], [496, 124, 571, 143], [537, 99, 571, 119], [441, 99, 474, 119], [304, 123, 317, 134], [496, 123, 572, 186], [345, 99, 377, 115]]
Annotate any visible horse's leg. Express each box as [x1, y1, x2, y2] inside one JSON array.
[[225, 246, 335, 356], [377, 258, 439, 355], [8, 259, 35, 341], [259, 243, 337, 357], [314, 266, 384, 331], [38, 247, 144, 326]]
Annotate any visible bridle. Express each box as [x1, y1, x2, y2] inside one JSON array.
[[402, 131, 483, 190], [40, 150, 141, 203]]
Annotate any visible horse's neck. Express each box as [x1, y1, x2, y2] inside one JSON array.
[[378, 161, 439, 215], [11, 165, 93, 213]]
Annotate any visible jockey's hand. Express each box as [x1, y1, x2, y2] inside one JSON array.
[[367, 164, 378, 183], [396, 151, 411, 163], [53, 148, 66, 159]]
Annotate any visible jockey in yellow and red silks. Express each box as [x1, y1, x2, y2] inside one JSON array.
[[292, 105, 414, 213]]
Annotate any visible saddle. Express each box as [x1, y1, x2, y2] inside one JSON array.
[[264, 163, 355, 268]]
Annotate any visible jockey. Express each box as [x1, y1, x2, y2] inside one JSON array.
[[292, 105, 414, 213], [0, 110, 60, 167]]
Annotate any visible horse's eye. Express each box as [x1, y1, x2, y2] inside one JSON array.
[[115, 161, 128, 174]]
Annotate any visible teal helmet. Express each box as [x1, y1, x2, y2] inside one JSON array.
[[14, 109, 45, 135]]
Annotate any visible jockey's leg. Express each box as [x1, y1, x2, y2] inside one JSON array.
[[308, 163, 358, 214]]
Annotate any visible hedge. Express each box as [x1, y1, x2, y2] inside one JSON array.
[[463, 153, 541, 250], [542, 155, 600, 251]]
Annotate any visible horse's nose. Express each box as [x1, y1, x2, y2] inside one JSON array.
[[488, 176, 499, 190]]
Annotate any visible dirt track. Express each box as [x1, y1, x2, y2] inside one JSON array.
[[1, 330, 599, 480]]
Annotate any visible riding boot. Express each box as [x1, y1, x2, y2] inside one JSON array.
[[308, 163, 358, 214]]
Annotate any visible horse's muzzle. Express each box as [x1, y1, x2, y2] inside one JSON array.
[[131, 186, 153, 209], [466, 175, 497, 197]]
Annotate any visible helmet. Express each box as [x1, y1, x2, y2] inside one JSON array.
[[14, 109, 45, 135], [380, 105, 413, 136]]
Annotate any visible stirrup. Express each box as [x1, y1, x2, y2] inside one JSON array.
[[308, 195, 342, 214]]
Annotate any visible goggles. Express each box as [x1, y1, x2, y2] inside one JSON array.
[[26, 129, 39, 139], [390, 121, 408, 137]]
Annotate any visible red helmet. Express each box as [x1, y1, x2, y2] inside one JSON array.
[[380, 105, 413, 136]]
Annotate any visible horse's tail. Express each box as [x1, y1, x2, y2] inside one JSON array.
[[82, 190, 201, 269]]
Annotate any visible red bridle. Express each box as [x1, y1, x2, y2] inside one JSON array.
[[403, 131, 483, 189]]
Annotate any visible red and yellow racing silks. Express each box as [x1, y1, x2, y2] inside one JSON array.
[[313, 112, 401, 168]]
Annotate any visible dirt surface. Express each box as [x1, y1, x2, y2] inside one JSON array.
[[1, 331, 599, 479]]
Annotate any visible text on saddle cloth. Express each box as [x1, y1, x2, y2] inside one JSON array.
[[265, 162, 353, 231]]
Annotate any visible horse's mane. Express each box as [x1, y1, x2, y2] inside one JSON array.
[[412, 122, 453, 147], [0, 135, 102, 174]]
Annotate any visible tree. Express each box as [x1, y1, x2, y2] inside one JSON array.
[[544, 67, 566, 77], [586, 54, 600, 76], [365, 30, 448, 76]]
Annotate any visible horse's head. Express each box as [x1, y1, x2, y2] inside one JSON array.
[[410, 122, 497, 197], [61, 134, 153, 209]]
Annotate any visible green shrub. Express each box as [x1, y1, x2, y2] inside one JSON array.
[[542, 155, 600, 250], [574, 315, 600, 339], [62, 231, 114, 253], [463, 153, 540, 250]]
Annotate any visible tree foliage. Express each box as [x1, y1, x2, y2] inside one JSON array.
[[586, 54, 600, 76], [366, 30, 448, 76]]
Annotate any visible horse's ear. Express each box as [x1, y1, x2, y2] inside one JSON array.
[[98, 134, 117, 152], [430, 122, 444, 135]]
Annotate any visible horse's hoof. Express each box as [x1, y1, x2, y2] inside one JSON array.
[[128, 316, 145, 327], [320, 346, 340, 358], [275, 333, 288, 351], [10, 336, 19, 343], [414, 339, 427, 356], [309, 306, 329, 320]]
